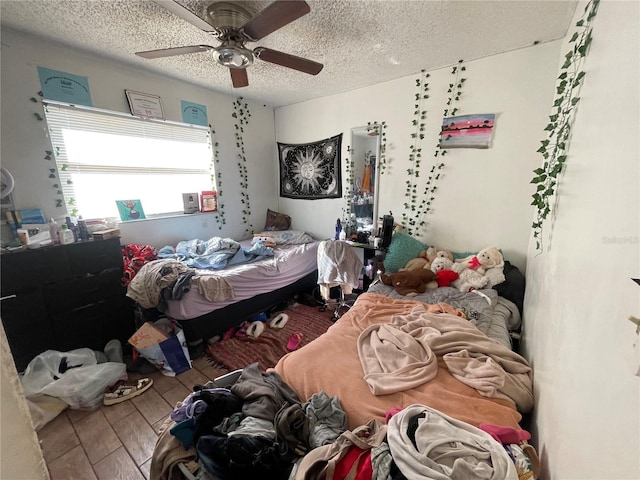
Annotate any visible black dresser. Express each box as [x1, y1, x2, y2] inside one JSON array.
[[0, 237, 134, 371]]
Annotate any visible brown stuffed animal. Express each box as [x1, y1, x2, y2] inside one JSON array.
[[381, 269, 436, 296], [400, 246, 440, 271]]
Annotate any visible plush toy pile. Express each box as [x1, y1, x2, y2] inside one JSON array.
[[392, 244, 506, 293], [400, 246, 453, 272]]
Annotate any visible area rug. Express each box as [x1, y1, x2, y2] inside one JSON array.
[[205, 303, 335, 372]]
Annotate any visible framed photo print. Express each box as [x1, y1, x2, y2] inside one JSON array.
[[125, 90, 165, 120]]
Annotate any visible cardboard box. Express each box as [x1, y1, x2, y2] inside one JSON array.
[[92, 228, 121, 240], [128, 322, 169, 350], [129, 319, 191, 376]]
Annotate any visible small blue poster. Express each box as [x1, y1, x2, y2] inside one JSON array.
[[37, 67, 92, 106], [181, 100, 208, 126]]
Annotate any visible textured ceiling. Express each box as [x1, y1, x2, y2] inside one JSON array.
[[1, 0, 577, 108]]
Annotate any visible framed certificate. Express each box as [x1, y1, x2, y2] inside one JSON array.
[[125, 90, 165, 120]]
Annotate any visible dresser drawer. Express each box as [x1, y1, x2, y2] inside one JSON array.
[[65, 238, 123, 275], [1, 288, 55, 371], [43, 269, 125, 315], [51, 298, 134, 352], [1, 247, 70, 293]]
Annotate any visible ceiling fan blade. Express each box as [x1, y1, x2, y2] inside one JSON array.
[[254, 47, 323, 75], [136, 45, 213, 59], [242, 0, 310, 41], [154, 0, 217, 32], [230, 68, 249, 88]]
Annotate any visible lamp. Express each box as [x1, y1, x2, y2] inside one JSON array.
[[212, 44, 254, 68]]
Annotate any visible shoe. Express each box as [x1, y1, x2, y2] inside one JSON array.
[[246, 321, 265, 338], [286, 332, 303, 351], [103, 378, 153, 406], [270, 313, 289, 329]]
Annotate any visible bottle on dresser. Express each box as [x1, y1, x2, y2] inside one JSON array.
[[48, 218, 60, 245], [65, 216, 78, 242], [77, 215, 89, 241], [58, 224, 75, 244]]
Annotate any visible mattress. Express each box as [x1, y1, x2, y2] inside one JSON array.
[[164, 241, 319, 320]]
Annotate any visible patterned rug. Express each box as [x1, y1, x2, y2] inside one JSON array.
[[205, 302, 335, 372]]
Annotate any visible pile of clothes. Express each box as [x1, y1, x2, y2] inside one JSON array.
[[150, 363, 348, 480], [151, 363, 539, 480]]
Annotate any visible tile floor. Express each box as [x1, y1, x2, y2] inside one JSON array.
[[37, 356, 228, 480]]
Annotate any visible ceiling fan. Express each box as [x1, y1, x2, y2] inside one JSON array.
[[135, 0, 323, 88]]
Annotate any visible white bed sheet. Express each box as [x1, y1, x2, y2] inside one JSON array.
[[164, 241, 319, 320]]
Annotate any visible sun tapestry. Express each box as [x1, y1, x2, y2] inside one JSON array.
[[278, 133, 342, 200]]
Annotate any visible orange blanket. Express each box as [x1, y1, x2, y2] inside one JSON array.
[[274, 293, 523, 430]]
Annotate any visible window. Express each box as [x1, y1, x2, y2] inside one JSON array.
[[43, 101, 215, 220]]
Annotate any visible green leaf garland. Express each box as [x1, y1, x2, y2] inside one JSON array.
[[531, 0, 599, 252]]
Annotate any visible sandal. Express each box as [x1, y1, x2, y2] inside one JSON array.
[[103, 378, 153, 406], [246, 321, 265, 338], [270, 313, 289, 329], [286, 332, 304, 351]]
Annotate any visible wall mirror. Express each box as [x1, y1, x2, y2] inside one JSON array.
[[349, 125, 381, 238]]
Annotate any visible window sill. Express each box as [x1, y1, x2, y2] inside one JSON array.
[[115, 211, 218, 224]]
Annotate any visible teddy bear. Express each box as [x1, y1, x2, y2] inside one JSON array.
[[451, 246, 506, 292], [454, 246, 504, 275], [381, 268, 436, 296], [428, 256, 459, 288], [400, 249, 431, 271], [400, 246, 452, 271]]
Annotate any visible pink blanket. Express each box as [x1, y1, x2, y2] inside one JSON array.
[[274, 293, 526, 430]]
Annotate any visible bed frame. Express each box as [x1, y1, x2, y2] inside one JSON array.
[[175, 269, 319, 346]]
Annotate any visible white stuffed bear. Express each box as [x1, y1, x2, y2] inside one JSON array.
[[434, 250, 454, 262], [431, 256, 453, 273], [451, 246, 506, 292], [427, 255, 457, 288], [453, 246, 504, 275]]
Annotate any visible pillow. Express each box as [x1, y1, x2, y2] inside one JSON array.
[[451, 250, 478, 260], [493, 261, 525, 316], [255, 230, 315, 245], [264, 209, 291, 231], [382, 231, 428, 272]]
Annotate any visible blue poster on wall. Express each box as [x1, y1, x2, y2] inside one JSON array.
[[37, 67, 92, 106], [181, 100, 208, 126]]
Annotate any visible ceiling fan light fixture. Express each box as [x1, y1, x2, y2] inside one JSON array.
[[212, 46, 254, 68]]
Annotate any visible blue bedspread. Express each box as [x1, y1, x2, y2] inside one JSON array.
[[157, 237, 273, 270]]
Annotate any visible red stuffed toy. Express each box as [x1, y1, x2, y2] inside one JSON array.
[[430, 257, 459, 287], [435, 269, 459, 287]]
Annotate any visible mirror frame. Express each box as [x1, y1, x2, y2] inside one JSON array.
[[349, 125, 381, 238]]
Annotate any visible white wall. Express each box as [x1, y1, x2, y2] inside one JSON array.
[[275, 40, 563, 271], [522, 1, 640, 479], [0, 28, 279, 248], [0, 323, 49, 479]]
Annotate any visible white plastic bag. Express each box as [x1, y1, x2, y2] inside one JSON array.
[[20, 348, 127, 410]]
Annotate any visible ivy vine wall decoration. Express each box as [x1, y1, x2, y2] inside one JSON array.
[[403, 62, 467, 237], [232, 97, 254, 234], [366, 121, 388, 175], [531, 0, 599, 252], [209, 125, 227, 229], [342, 146, 354, 221], [34, 93, 72, 214]]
